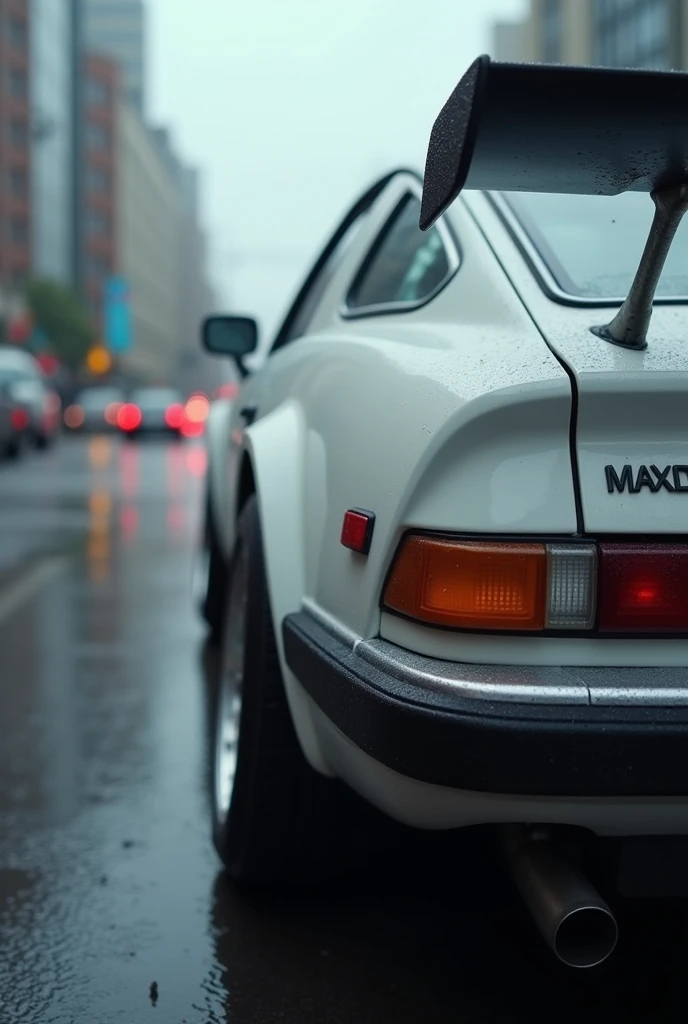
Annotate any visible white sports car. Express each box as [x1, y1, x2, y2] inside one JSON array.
[[197, 57, 688, 968]]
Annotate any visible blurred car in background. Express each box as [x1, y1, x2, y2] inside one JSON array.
[[0, 346, 60, 449], [117, 386, 187, 439], [64, 387, 126, 433], [0, 380, 26, 459]]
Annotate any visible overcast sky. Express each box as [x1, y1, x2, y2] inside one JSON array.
[[148, 0, 527, 338]]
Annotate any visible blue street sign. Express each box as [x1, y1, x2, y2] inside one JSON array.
[[104, 276, 132, 353]]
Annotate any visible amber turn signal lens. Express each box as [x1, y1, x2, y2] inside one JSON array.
[[383, 537, 547, 631]]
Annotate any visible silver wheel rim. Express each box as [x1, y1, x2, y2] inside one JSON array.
[[214, 543, 248, 828]]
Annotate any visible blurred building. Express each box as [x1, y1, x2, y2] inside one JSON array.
[[491, 19, 528, 61], [30, 0, 82, 290], [116, 101, 184, 382], [82, 53, 119, 326], [0, 0, 31, 318], [507, 1, 688, 68], [149, 129, 222, 392], [84, 0, 145, 113]]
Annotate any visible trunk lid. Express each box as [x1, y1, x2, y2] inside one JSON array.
[[533, 303, 688, 534]]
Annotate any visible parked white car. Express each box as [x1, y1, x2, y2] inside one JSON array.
[[197, 57, 688, 968]]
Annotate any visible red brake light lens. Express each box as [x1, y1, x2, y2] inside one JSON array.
[[598, 544, 688, 632], [117, 403, 142, 432]]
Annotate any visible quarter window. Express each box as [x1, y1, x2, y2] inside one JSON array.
[[346, 195, 453, 313]]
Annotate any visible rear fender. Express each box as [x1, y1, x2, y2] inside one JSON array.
[[243, 401, 330, 775]]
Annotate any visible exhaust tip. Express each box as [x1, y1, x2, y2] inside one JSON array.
[[554, 905, 619, 969]]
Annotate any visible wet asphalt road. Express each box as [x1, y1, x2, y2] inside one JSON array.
[[1, 435, 688, 1023]]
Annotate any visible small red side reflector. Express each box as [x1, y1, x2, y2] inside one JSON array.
[[599, 544, 688, 632], [341, 509, 375, 555]]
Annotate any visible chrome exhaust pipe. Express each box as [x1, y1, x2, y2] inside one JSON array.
[[504, 827, 618, 969]]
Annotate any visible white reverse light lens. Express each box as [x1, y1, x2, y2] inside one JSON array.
[[546, 544, 597, 629]]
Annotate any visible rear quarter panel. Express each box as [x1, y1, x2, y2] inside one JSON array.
[[248, 198, 576, 642]]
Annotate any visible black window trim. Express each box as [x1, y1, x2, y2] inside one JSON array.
[[488, 189, 688, 309], [340, 179, 460, 321]]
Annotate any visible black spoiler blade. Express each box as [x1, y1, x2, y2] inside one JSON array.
[[420, 55, 688, 230]]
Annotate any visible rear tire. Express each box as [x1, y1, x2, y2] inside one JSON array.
[[211, 495, 386, 884]]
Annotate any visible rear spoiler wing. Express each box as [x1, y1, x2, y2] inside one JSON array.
[[420, 55, 688, 230], [419, 56, 688, 352]]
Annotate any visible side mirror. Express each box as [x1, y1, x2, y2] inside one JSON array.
[[201, 316, 258, 366]]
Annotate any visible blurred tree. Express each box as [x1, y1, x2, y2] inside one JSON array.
[[24, 279, 96, 370]]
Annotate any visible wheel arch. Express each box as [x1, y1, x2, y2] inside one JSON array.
[[242, 401, 330, 775]]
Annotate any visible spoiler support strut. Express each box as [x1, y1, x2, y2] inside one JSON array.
[[591, 184, 688, 351]]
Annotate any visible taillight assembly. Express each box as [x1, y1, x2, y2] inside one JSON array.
[[383, 535, 688, 635]]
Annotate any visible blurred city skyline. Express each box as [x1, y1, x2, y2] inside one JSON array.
[[4, 1, 678, 366], [0, 0, 225, 398], [147, 0, 528, 340]]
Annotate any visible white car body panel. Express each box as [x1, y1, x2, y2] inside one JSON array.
[[247, 176, 576, 645], [208, 172, 688, 835], [379, 613, 688, 668]]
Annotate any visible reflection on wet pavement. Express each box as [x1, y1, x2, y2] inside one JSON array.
[[0, 437, 687, 1023]]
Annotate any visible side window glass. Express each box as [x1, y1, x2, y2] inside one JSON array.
[[346, 194, 454, 312]]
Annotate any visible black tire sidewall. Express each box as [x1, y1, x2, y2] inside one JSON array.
[[212, 495, 268, 871]]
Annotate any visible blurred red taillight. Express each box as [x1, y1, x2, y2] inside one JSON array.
[[64, 405, 85, 429], [164, 403, 184, 429], [117, 403, 142, 432], [599, 544, 688, 632], [104, 401, 122, 426], [11, 408, 29, 431]]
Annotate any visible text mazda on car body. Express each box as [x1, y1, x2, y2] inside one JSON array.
[[197, 58, 688, 967]]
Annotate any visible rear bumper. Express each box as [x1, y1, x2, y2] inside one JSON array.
[[283, 611, 688, 798]]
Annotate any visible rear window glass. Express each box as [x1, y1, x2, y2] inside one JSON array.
[[503, 190, 688, 299]]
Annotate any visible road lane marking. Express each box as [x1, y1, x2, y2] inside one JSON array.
[[0, 558, 68, 626]]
